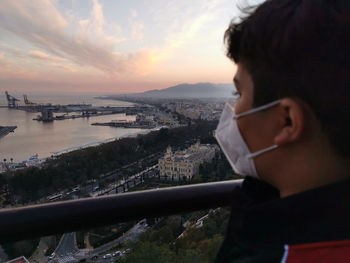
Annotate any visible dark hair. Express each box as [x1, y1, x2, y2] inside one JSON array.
[[225, 0, 350, 157]]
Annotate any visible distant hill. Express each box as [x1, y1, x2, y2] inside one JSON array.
[[125, 83, 234, 98]]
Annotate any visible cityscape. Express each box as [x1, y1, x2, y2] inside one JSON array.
[[0, 87, 237, 263]]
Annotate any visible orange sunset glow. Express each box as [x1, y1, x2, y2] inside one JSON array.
[[0, 0, 244, 94]]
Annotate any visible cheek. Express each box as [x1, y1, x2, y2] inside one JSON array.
[[237, 117, 257, 152], [237, 115, 273, 153], [234, 99, 249, 115], [234, 94, 254, 115]]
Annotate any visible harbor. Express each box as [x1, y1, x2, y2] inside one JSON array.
[[0, 92, 181, 162], [0, 93, 143, 162], [5, 91, 141, 122]]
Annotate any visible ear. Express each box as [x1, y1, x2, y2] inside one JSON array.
[[274, 98, 305, 146]]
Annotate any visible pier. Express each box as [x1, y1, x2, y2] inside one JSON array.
[[33, 110, 128, 122], [91, 121, 157, 129]]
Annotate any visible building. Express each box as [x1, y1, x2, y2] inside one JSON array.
[[6, 256, 30, 263], [158, 141, 218, 181], [41, 110, 53, 122]]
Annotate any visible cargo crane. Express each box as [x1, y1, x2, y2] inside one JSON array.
[[23, 94, 36, 106], [5, 91, 19, 108]]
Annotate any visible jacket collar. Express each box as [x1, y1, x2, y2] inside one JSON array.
[[233, 177, 350, 247]]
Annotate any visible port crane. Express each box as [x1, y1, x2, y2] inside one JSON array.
[[23, 95, 37, 106], [5, 91, 20, 108]]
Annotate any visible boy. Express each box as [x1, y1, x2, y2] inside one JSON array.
[[215, 0, 350, 261]]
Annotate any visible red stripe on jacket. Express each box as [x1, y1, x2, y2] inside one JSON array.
[[285, 240, 350, 263]]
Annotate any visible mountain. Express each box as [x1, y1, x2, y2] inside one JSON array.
[[126, 83, 235, 98]]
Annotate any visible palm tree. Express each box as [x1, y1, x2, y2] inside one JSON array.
[[2, 158, 8, 172]]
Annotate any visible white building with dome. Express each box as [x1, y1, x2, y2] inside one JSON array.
[[158, 141, 218, 181]]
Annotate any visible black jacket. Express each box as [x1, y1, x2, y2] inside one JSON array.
[[216, 177, 350, 262]]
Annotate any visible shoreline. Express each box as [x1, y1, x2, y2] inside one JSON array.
[[50, 126, 164, 157], [0, 126, 164, 174]]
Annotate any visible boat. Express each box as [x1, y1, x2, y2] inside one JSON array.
[[27, 154, 39, 162]]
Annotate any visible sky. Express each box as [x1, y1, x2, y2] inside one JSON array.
[[0, 0, 256, 94]]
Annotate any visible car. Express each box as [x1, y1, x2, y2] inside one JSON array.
[[112, 251, 121, 257], [122, 249, 131, 255], [90, 255, 98, 260], [103, 254, 112, 259]]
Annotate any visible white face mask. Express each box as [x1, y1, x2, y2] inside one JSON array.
[[215, 99, 282, 178]]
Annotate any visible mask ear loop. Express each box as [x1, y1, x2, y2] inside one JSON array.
[[234, 100, 282, 119], [247, 145, 279, 159], [233, 99, 282, 159]]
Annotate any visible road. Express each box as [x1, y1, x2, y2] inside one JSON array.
[[92, 221, 147, 263], [49, 220, 147, 263], [54, 232, 78, 263], [92, 165, 158, 197], [92, 220, 147, 256], [55, 232, 77, 257]]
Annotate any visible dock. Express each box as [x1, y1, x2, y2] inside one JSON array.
[[33, 111, 126, 122], [91, 122, 157, 129]]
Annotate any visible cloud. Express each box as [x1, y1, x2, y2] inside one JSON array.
[[0, 53, 10, 69], [146, 0, 221, 64], [0, 0, 152, 76], [131, 21, 144, 40], [91, 0, 104, 34], [129, 8, 144, 41], [130, 9, 138, 18], [29, 50, 77, 72], [0, 52, 38, 79], [29, 50, 66, 63]]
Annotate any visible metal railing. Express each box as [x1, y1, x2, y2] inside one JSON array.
[[0, 180, 242, 243]]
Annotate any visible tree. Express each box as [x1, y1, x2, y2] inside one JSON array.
[[150, 226, 174, 244], [121, 242, 174, 263], [175, 248, 203, 263]]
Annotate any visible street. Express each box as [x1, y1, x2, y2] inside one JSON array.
[[48, 219, 147, 263], [54, 232, 78, 263]]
